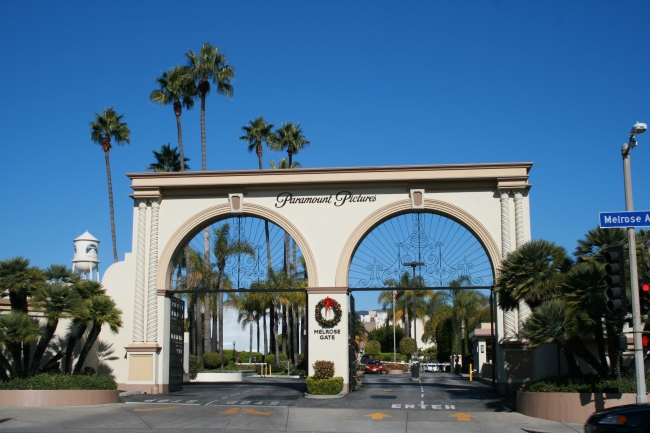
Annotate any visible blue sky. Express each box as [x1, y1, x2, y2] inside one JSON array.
[[2, 1, 650, 315]]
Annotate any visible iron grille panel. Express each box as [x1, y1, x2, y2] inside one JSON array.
[[169, 296, 185, 392]]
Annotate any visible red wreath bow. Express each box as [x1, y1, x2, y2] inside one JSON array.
[[324, 297, 333, 314]]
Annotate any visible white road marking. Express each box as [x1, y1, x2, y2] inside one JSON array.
[[432, 405, 441, 409], [205, 400, 218, 406]]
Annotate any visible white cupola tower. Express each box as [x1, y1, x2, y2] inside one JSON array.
[[72, 231, 100, 281]]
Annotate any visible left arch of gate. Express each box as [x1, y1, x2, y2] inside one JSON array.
[[157, 202, 319, 291]]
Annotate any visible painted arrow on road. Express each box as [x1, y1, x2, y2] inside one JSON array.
[[449, 412, 476, 421], [134, 405, 180, 412], [220, 407, 271, 416], [365, 412, 391, 420]]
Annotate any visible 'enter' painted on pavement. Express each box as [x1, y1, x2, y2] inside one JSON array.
[[391, 404, 455, 409]]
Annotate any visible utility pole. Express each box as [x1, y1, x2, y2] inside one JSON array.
[[621, 121, 648, 403]]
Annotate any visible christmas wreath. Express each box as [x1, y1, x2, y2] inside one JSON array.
[[315, 297, 342, 328]]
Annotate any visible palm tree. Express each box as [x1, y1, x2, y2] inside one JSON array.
[[0, 312, 40, 378], [380, 272, 429, 338], [186, 42, 234, 318], [74, 295, 123, 373], [186, 42, 234, 171], [240, 117, 275, 170], [29, 283, 83, 375], [213, 223, 255, 365], [526, 298, 607, 377], [43, 264, 78, 284], [448, 277, 488, 365], [227, 292, 262, 363], [563, 262, 612, 375], [0, 257, 44, 372], [269, 159, 301, 169], [0, 257, 45, 313], [149, 65, 196, 172], [575, 227, 627, 264], [240, 117, 277, 294], [147, 143, 190, 172], [272, 121, 310, 167], [495, 239, 572, 312], [90, 107, 131, 263]]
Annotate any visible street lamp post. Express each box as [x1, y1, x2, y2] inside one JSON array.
[[403, 261, 424, 378], [622, 121, 648, 404], [233, 340, 237, 362]]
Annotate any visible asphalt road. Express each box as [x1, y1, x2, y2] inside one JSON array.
[[121, 372, 515, 412], [0, 374, 583, 432]]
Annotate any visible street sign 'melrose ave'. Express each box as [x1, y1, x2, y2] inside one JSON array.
[[599, 211, 650, 228]]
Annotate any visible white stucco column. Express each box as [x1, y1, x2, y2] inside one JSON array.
[[146, 199, 160, 344], [513, 190, 531, 335], [307, 288, 349, 393], [500, 191, 516, 340], [133, 199, 148, 343]]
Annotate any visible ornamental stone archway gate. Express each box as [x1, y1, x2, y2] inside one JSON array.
[[99, 163, 535, 395]]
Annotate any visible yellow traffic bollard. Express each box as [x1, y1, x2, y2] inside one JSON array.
[[469, 363, 473, 382]]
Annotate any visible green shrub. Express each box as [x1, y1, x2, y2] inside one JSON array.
[[203, 352, 228, 369], [365, 340, 381, 356], [247, 352, 263, 362], [297, 354, 304, 364], [313, 360, 335, 380], [305, 376, 344, 395], [399, 338, 415, 357], [265, 352, 288, 365], [222, 349, 237, 363], [189, 355, 202, 379], [523, 375, 650, 393], [378, 352, 407, 362], [0, 373, 117, 390]]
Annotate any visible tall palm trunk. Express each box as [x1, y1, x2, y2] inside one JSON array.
[[291, 305, 298, 365], [188, 300, 195, 355], [195, 294, 203, 361], [74, 322, 102, 373], [8, 342, 23, 377], [256, 142, 263, 169], [203, 292, 211, 355], [282, 305, 288, 355], [217, 267, 225, 366], [249, 314, 254, 363], [63, 320, 87, 373], [269, 304, 275, 358], [200, 88, 207, 170], [30, 321, 58, 375], [174, 100, 186, 172], [104, 149, 118, 263], [211, 306, 218, 353], [256, 316, 260, 353], [263, 311, 268, 356], [272, 302, 279, 363]]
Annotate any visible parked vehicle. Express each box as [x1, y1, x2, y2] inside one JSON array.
[[364, 360, 384, 374], [584, 403, 650, 433]]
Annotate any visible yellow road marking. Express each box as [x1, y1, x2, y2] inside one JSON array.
[[365, 412, 391, 420], [449, 412, 476, 422], [134, 405, 180, 412], [220, 407, 271, 416]]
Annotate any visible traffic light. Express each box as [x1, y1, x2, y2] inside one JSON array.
[[639, 279, 650, 315], [605, 246, 627, 316], [643, 332, 650, 350]]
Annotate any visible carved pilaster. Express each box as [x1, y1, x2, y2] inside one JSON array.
[[513, 189, 531, 334], [500, 190, 517, 340], [133, 199, 147, 343], [146, 199, 160, 343]]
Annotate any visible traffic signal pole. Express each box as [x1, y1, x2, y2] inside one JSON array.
[[622, 142, 648, 403]]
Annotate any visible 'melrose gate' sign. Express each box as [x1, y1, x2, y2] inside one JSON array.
[[599, 211, 650, 228]]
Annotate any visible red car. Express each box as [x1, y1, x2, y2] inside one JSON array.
[[364, 360, 384, 374]]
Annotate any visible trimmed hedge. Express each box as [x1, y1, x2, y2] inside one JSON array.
[[523, 375, 650, 393], [264, 353, 288, 365], [0, 373, 117, 390], [203, 352, 229, 369], [377, 352, 407, 362], [305, 376, 344, 395]]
